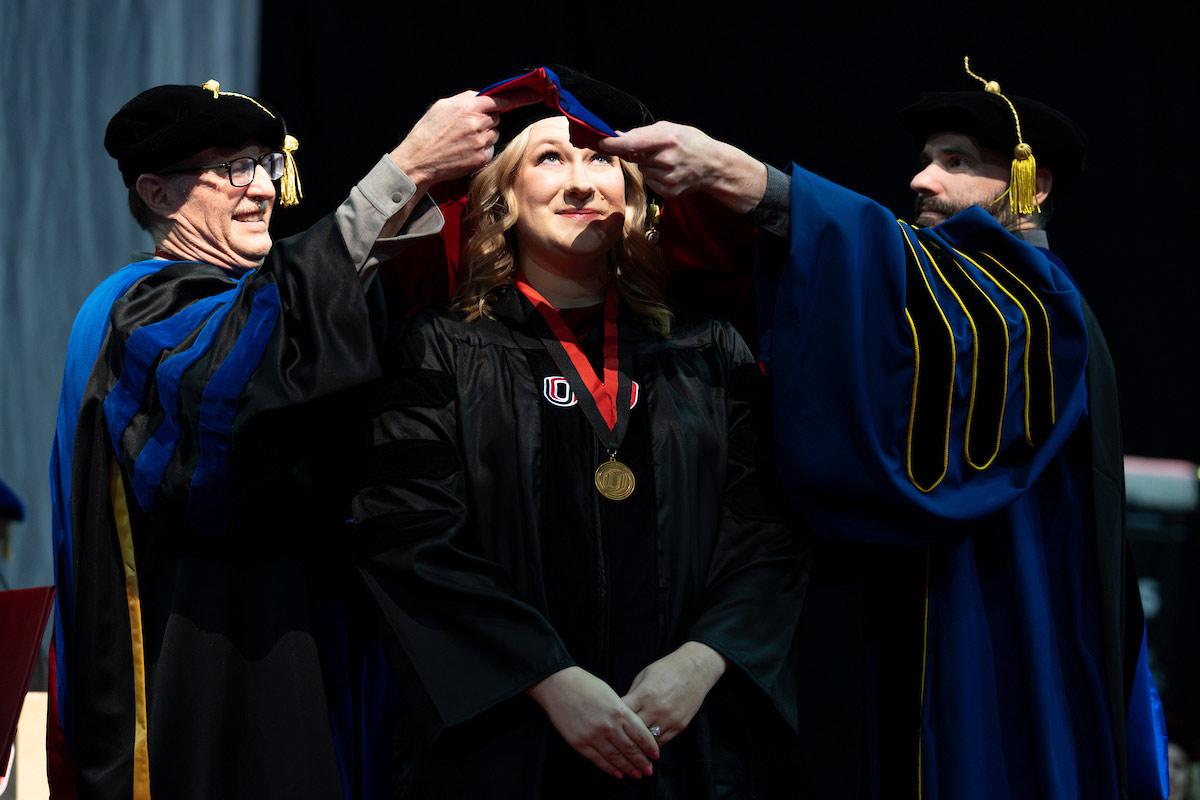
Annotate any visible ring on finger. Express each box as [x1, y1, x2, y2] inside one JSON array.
[[648, 725, 661, 738]]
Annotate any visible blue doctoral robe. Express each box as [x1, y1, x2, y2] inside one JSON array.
[[48, 216, 385, 799], [755, 165, 1167, 799]]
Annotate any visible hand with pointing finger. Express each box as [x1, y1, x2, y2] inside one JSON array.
[[390, 89, 535, 193], [600, 121, 767, 214]]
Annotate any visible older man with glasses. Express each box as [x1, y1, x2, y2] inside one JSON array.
[[48, 79, 517, 799]]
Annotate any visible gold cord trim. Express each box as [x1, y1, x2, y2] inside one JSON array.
[[936, 242, 1013, 470], [199, 78, 276, 119], [920, 241, 983, 469], [111, 462, 152, 799], [899, 222, 955, 492], [904, 307, 923, 484], [978, 251, 1057, 437], [959, 250, 1033, 444]]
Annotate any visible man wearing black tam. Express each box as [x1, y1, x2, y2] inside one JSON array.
[[49, 79, 521, 798], [603, 60, 1169, 799]]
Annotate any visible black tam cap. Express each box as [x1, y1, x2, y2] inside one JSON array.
[[480, 65, 654, 150], [899, 62, 1086, 204], [105, 80, 302, 205]]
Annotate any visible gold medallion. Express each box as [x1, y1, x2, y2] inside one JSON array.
[[594, 458, 636, 501]]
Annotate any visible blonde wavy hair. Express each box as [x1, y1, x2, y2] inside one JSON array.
[[453, 122, 672, 337]]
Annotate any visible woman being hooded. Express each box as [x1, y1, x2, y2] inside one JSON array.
[[353, 67, 807, 798]]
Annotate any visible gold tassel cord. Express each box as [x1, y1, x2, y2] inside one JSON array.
[[962, 57, 1040, 215], [197, 79, 277, 119], [280, 134, 303, 207], [198, 79, 301, 206]]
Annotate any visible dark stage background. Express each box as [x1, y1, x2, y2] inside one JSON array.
[[262, 4, 1199, 463]]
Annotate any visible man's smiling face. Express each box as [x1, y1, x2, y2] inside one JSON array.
[[165, 140, 277, 269]]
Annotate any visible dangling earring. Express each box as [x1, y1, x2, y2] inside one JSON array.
[[645, 201, 661, 245]]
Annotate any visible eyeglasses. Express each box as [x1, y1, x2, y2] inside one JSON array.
[[156, 152, 285, 187]]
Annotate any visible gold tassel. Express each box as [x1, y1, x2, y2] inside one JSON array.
[[279, 134, 302, 207], [1009, 142, 1038, 215], [198, 79, 300, 205], [963, 57, 1040, 215]]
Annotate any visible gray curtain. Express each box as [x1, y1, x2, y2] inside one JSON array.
[[0, 0, 261, 595]]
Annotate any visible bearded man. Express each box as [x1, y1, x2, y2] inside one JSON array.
[[603, 64, 1169, 799]]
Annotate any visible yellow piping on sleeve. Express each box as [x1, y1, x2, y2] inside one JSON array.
[[898, 223, 955, 492], [944, 245, 1011, 469], [919, 241, 985, 469], [978, 251, 1057, 439], [904, 308, 923, 484]]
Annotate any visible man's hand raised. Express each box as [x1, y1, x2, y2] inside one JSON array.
[[599, 122, 768, 214], [390, 90, 532, 193]]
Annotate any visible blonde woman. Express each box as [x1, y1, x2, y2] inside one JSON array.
[[354, 68, 806, 799]]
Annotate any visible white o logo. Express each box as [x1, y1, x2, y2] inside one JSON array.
[[543, 377, 578, 407], [541, 377, 641, 408]]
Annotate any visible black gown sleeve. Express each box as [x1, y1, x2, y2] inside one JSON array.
[[683, 320, 810, 730], [102, 214, 381, 539], [100, 154, 447, 540], [352, 313, 574, 738]]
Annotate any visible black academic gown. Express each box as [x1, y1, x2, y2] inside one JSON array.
[[49, 214, 380, 799], [353, 288, 807, 799]]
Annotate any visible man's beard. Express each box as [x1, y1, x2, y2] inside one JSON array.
[[913, 191, 1015, 229]]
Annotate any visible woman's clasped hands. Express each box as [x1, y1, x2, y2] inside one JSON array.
[[526, 642, 728, 780]]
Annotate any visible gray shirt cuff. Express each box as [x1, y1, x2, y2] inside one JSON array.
[[335, 155, 445, 287], [748, 163, 790, 238]]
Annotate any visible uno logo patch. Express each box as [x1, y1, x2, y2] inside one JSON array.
[[542, 377, 640, 409], [543, 377, 577, 407]]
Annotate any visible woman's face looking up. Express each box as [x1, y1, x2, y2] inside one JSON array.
[[511, 116, 627, 276]]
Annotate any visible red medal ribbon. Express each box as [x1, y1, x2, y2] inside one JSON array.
[[515, 275, 620, 431]]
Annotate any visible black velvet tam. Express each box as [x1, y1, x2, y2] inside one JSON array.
[[482, 65, 653, 150], [105, 82, 287, 186], [899, 91, 1086, 197]]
